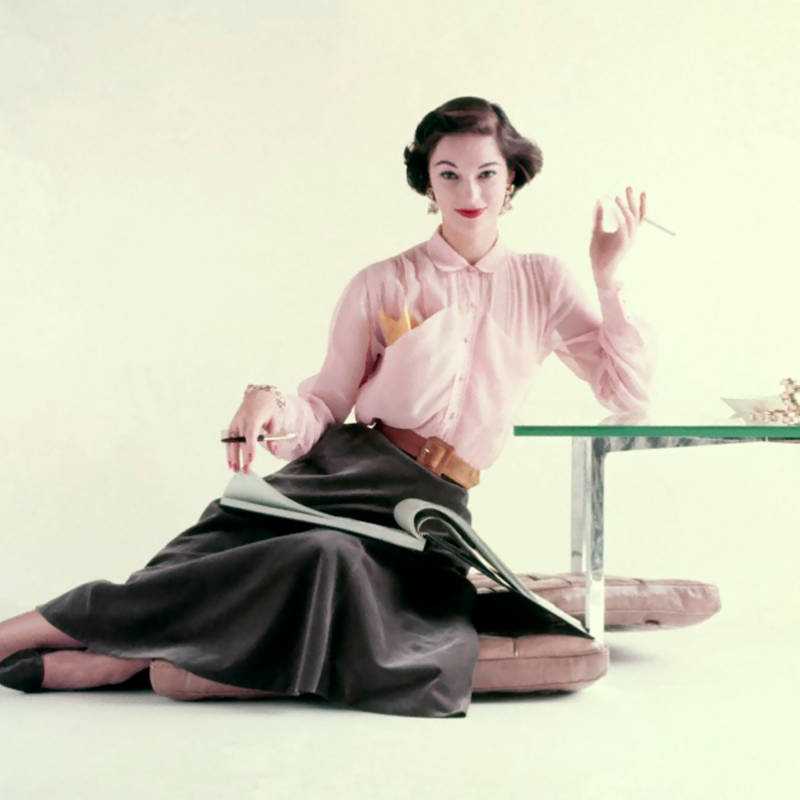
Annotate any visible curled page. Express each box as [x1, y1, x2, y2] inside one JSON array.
[[394, 500, 590, 638], [220, 471, 427, 551]]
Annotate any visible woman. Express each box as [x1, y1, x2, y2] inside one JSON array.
[[0, 96, 653, 717]]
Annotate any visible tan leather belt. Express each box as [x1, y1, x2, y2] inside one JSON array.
[[374, 421, 480, 489]]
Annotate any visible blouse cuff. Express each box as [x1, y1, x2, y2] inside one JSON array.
[[596, 282, 633, 332]]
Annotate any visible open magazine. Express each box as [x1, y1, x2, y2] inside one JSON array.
[[220, 472, 591, 639]]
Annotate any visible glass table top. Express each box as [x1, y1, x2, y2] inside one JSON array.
[[514, 413, 800, 438]]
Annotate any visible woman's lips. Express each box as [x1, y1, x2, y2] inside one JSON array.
[[455, 208, 486, 218]]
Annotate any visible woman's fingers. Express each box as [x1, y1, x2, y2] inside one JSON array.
[[624, 186, 647, 223], [226, 416, 248, 472], [242, 421, 262, 474], [226, 392, 280, 472], [615, 187, 642, 238], [225, 425, 240, 472], [612, 197, 631, 239], [615, 193, 633, 221], [625, 186, 637, 215], [259, 421, 279, 457]]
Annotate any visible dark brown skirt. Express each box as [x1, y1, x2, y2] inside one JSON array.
[[36, 423, 480, 717]]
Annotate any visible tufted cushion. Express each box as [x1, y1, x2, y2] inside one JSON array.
[[472, 633, 608, 694], [469, 572, 721, 631], [150, 632, 609, 701]]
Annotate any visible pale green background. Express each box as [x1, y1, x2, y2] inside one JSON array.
[[1, 2, 799, 799]]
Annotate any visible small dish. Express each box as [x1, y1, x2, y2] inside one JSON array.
[[720, 396, 783, 421]]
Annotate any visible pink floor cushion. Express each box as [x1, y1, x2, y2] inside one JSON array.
[[472, 633, 608, 694], [469, 572, 721, 631], [150, 631, 609, 701]]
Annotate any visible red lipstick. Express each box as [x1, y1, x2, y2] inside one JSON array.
[[456, 208, 486, 218]]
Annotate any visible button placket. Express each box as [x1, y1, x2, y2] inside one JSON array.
[[443, 273, 481, 436]]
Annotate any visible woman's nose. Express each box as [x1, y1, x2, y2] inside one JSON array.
[[463, 181, 482, 201]]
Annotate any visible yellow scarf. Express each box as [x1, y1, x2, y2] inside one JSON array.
[[378, 302, 419, 347]]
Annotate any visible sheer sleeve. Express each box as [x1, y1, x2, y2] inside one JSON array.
[[543, 255, 656, 414], [267, 269, 377, 461]]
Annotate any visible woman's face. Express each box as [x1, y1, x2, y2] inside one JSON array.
[[427, 133, 514, 233]]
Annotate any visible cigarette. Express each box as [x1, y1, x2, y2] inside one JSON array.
[[602, 195, 676, 236], [643, 217, 676, 236]]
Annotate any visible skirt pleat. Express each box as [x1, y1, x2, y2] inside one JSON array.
[[36, 423, 480, 717]]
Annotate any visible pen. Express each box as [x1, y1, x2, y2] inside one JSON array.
[[220, 430, 298, 443]]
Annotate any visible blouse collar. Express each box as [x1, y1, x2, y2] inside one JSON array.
[[426, 225, 508, 274]]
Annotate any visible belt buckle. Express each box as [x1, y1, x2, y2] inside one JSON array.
[[417, 436, 455, 476]]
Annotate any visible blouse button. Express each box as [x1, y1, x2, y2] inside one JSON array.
[[463, 337, 468, 343], [448, 412, 455, 420]]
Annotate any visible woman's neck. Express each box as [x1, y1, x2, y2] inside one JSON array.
[[439, 222, 499, 266]]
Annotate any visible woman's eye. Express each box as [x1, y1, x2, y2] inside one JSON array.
[[438, 170, 497, 180]]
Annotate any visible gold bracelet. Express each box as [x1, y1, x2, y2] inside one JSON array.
[[244, 383, 287, 412]]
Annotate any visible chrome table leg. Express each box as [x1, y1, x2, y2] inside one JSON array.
[[571, 437, 608, 642]]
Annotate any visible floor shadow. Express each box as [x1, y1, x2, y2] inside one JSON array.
[[471, 689, 582, 706], [607, 644, 660, 664]]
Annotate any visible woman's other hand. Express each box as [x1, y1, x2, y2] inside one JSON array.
[[590, 186, 647, 288], [226, 390, 280, 474]]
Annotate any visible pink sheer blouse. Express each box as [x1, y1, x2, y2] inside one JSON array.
[[269, 225, 655, 471]]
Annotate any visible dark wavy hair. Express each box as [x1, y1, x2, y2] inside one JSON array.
[[403, 97, 543, 196]]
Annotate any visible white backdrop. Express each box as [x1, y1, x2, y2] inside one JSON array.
[[1, 0, 799, 627]]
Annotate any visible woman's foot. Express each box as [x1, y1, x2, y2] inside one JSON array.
[[1, 648, 151, 692], [0, 611, 151, 693], [0, 648, 56, 692]]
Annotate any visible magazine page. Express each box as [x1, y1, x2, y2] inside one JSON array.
[[220, 473, 426, 552], [222, 472, 335, 517]]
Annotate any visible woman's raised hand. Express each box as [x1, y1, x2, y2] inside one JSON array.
[[589, 186, 647, 288], [226, 390, 280, 474]]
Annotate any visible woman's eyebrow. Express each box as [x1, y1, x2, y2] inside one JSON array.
[[433, 160, 502, 168]]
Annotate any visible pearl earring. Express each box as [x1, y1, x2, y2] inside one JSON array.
[[499, 184, 515, 215]]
